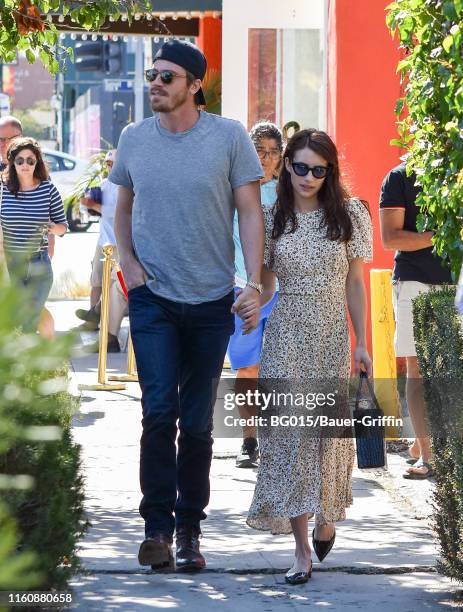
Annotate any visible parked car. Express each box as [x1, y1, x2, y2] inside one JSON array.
[[43, 149, 99, 232]]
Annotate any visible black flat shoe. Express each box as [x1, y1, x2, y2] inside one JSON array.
[[312, 527, 336, 562], [285, 560, 312, 585]]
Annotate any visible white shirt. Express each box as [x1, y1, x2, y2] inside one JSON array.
[[98, 179, 119, 246]]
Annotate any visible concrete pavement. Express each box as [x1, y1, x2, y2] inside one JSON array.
[[46, 300, 460, 610]]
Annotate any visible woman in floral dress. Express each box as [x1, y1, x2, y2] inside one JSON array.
[[245, 129, 373, 585]]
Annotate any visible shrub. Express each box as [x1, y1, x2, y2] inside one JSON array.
[[413, 286, 463, 582], [387, 1, 463, 279], [0, 276, 87, 590]]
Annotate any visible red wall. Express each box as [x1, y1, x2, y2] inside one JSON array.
[[248, 29, 277, 128], [327, 0, 403, 352], [197, 16, 222, 72]]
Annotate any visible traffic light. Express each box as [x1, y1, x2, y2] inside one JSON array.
[[104, 41, 125, 74], [75, 39, 126, 75]]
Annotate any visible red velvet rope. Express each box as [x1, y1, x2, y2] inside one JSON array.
[[116, 269, 128, 300]]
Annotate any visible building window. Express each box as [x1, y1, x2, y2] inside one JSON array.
[[248, 28, 323, 132]]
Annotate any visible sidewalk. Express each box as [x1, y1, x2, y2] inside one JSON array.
[[49, 301, 459, 610]]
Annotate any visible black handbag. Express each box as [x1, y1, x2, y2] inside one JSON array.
[[353, 371, 387, 469]]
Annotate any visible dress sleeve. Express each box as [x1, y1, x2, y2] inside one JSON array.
[[262, 206, 275, 269], [346, 198, 373, 262]]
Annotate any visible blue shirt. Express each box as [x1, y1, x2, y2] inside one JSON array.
[[234, 179, 277, 287]]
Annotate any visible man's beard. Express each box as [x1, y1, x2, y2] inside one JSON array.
[[150, 87, 189, 113]]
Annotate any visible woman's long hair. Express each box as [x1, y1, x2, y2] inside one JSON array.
[[272, 129, 368, 241], [5, 137, 49, 197]]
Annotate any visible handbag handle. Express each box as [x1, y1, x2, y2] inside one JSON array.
[[355, 371, 382, 412]]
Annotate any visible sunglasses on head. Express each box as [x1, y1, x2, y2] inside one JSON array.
[[14, 156, 37, 166], [291, 163, 330, 179], [145, 68, 188, 84]]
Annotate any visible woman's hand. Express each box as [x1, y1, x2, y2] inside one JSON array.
[[354, 345, 372, 377], [231, 286, 260, 335], [45, 222, 66, 236]]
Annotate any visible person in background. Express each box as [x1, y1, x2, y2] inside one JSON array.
[[0, 116, 55, 338], [0, 116, 23, 275], [229, 121, 282, 468], [75, 150, 126, 352], [379, 162, 452, 479], [0, 137, 67, 332], [0, 115, 22, 171]]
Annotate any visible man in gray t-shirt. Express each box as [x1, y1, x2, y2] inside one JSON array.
[[110, 40, 264, 572]]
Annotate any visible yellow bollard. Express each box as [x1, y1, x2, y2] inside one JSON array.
[[79, 244, 126, 391], [109, 332, 139, 383], [370, 269, 401, 438]]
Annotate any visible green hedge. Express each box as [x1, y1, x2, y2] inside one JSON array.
[[387, 1, 463, 279], [413, 286, 463, 581], [0, 277, 87, 591]]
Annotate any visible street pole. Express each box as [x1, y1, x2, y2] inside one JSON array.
[[56, 71, 64, 150], [134, 37, 144, 123]]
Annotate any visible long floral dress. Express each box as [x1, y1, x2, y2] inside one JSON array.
[[247, 198, 373, 534]]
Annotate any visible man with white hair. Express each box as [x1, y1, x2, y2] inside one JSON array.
[[76, 149, 127, 352], [0, 115, 22, 170]]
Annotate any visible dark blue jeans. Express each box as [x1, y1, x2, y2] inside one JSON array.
[[128, 284, 235, 538]]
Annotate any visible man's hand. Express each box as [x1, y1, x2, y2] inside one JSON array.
[[231, 286, 260, 335], [120, 255, 147, 291]]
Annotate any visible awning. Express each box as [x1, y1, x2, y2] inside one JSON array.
[[51, 2, 222, 36], [150, 1, 221, 10]]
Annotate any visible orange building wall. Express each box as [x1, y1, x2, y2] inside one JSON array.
[[197, 16, 222, 72], [327, 0, 403, 354]]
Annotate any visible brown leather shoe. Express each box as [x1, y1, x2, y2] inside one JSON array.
[[175, 526, 206, 572], [138, 534, 174, 571]]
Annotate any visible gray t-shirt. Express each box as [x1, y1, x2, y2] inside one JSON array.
[[110, 112, 263, 304]]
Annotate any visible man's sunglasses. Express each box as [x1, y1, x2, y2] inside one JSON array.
[[14, 157, 37, 166], [145, 68, 188, 84], [291, 163, 330, 179]]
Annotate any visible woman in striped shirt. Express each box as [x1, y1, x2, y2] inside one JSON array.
[[0, 137, 67, 332]]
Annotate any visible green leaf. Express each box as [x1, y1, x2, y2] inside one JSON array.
[[443, 35, 454, 52], [395, 98, 405, 116], [445, 121, 458, 131], [25, 49, 35, 64], [443, 1, 456, 20]]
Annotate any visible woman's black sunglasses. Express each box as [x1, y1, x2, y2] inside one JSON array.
[[291, 163, 330, 179], [14, 156, 37, 166], [145, 68, 188, 84]]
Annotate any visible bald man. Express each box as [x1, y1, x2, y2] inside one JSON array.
[[0, 116, 23, 170]]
